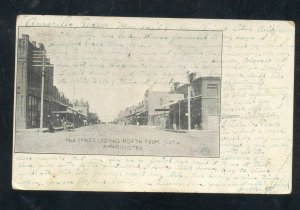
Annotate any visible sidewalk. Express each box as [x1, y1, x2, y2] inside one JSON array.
[[16, 127, 64, 132], [16, 128, 48, 132], [125, 124, 219, 134], [158, 127, 219, 134]]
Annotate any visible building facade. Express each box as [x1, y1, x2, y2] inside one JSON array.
[[115, 74, 221, 131], [145, 90, 184, 126], [169, 76, 221, 130], [16, 34, 86, 129], [73, 99, 89, 116], [115, 90, 183, 127]]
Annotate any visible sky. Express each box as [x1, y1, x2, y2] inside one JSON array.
[[18, 26, 222, 122]]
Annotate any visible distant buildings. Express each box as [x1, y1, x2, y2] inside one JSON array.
[[115, 73, 221, 131], [73, 99, 89, 117], [15, 34, 88, 129], [145, 90, 184, 126], [115, 90, 183, 127]]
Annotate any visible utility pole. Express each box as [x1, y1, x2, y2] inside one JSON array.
[[187, 72, 193, 132], [178, 101, 181, 130], [187, 85, 191, 131], [32, 50, 53, 131], [73, 77, 76, 128]]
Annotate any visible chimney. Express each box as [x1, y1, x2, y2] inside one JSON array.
[[173, 82, 180, 91], [188, 72, 197, 83], [38, 43, 45, 50], [22, 34, 29, 40]]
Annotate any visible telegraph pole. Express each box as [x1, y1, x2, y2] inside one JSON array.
[[187, 72, 193, 131], [40, 61, 45, 130], [178, 101, 181, 130], [187, 85, 191, 131], [32, 50, 53, 131]]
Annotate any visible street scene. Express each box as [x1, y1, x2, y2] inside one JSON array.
[[14, 27, 222, 157], [15, 124, 219, 157]]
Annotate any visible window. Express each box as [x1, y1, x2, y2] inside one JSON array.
[[207, 84, 218, 96], [207, 84, 218, 88], [21, 63, 24, 83], [22, 40, 26, 55], [27, 96, 32, 127], [37, 99, 40, 111], [28, 66, 31, 87], [20, 95, 23, 115]]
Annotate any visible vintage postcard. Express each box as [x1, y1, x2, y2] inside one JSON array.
[[13, 15, 294, 193]]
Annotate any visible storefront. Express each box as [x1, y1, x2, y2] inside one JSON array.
[[52, 107, 87, 129]]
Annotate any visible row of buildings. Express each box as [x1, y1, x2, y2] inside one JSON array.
[[15, 34, 89, 129], [115, 73, 221, 131]]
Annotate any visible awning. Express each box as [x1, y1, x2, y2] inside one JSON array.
[[52, 110, 87, 117], [153, 100, 182, 110], [153, 95, 203, 111], [125, 109, 148, 117], [67, 106, 87, 117], [52, 110, 73, 114], [134, 109, 148, 116], [154, 108, 169, 111]]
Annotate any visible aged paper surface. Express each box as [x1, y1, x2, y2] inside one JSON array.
[[13, 15, 294, 193]]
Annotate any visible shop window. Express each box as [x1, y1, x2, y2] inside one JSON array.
[[21, 63, 24, 83]]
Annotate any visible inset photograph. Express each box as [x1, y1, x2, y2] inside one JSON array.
[[14, 27, 222, 157]]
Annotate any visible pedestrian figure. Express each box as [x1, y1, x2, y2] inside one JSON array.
[[49, 121, 54, 133], [60, 118, 64, 127]]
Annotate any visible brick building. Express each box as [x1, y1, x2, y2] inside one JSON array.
[[15, 34, 85, 129], [169, 76, 221, 130]]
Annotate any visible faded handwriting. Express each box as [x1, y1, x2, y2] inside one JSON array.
[[38, 29, 222, 86], [14, 18, 294, 193]]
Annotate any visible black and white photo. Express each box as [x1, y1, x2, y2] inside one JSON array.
[[14, 26, 222, 157]]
